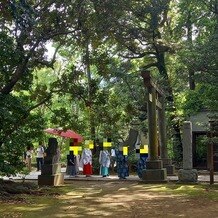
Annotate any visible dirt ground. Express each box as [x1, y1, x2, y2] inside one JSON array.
[[0, 180, 218, 218]]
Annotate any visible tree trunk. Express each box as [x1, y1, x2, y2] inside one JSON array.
[[155, 49, 183, 164], [186, 10, 195, 90], [84, 41, 96, 153]]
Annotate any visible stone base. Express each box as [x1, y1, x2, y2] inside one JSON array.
[[141, 169, 167, 183], [146, 160, 163, 169], [165, 165, 176, 176], [142, 160, 167, 183], [161, 158, 176, 175], [178, 169, 198, 183], [38, 174, 64, 186], [41, 163, 61, 175]]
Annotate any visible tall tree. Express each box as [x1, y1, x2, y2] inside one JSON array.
[[0, 0, 84, 175], [173, 0, 218, 113], [92, 0, 184, 162]]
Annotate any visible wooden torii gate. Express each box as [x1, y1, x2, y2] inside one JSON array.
[[141, 71, 175, 182]]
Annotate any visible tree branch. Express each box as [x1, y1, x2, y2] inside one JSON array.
[[119, 51, 156, 59], [35, 43, 62, 68], [141, 62, 158, 70], [27, 94, 52, 112]]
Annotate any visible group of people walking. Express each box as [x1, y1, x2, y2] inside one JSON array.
[[24, 140, 148, 180], [66, 146, 122, 178], [67, 144, 148, 180]]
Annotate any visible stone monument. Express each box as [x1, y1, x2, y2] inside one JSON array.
[[178, 121, 198, 183], [38, 137, 64, 186]]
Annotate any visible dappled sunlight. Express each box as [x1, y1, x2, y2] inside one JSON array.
[[58, 183, 190, 207], [101, 191, 180, 203], [58, 201, 128, 217], [1, 181, 217, 217], [53, 183, 188, 218], [131, 183, 212, 196]]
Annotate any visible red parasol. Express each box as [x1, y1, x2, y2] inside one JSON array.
[[44, 128, 83, 142]]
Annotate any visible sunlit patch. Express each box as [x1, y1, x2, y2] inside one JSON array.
[[177, 186, 194, 190], [118, 187, 128, 191], [13, 204, 48, 211]]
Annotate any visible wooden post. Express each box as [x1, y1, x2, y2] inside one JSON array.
[[208, 119, 217, 185], [209, 142, 214, 185], [208, 124, 214, 185]]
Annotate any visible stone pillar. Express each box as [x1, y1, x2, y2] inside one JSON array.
[[148, 86, 158, 160], [178, 121, 198, 183], [38, 138, 64, 186], [158, 96, 175, 175], [142, 87, 167, 183]]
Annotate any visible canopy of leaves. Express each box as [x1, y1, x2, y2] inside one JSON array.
[[0, 0, 217, 174]]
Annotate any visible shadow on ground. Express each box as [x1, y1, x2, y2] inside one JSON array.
[[0, 180, 218, 218]]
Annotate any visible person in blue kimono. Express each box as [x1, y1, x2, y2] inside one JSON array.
[[136, 144, 148, 179], [137, 153, 148, 179], [116, 146, 129, 180]]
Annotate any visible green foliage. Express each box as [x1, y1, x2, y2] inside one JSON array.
[[0, 31, 20, 87], [182, 89, 205, 116], [0, 93, 45, 175], [195, 136, 207, 164], [0, 0, 217, 174], [182, 84, 218, 117]]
